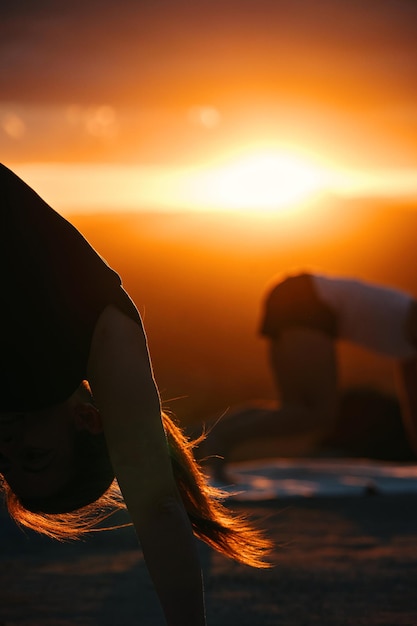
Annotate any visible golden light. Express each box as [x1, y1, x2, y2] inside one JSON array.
[[12, 155, 417, 218], [11, 149, 331, 215], [183, 149, 330, 213]]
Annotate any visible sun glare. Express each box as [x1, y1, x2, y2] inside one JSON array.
[[183, 150, 329, 213], [13, 152, 417, 219]]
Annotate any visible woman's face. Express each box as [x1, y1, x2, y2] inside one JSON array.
[[0, 399, 95, 500]]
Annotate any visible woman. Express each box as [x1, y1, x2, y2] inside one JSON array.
[[0, 163, 272, 626], [200, 271, 417, 481]]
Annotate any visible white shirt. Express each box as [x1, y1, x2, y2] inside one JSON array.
[[312, 274, 416, 359]]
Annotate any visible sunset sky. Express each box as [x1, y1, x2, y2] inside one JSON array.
[[1, 0, 417, 214]]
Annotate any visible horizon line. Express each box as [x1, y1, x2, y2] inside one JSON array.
[[8, 161, 417, 217]]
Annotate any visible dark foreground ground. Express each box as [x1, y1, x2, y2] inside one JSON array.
[[0, 493, 416, 626]]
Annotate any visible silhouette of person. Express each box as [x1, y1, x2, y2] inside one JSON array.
[[200, 272, 417, 481], [0, 163, 271, 626]]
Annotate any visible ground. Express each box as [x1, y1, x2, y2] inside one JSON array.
[[1, 493, 417, 625]]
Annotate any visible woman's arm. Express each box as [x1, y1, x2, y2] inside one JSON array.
[[396, 356, 417, 457], [87, 305, 206, 626]]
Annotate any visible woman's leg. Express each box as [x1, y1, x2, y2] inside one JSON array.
[[267, 327, 338, 438], [200, 328, 338, 480]]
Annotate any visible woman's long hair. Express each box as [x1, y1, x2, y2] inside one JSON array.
[[0, 384, 272, 568]]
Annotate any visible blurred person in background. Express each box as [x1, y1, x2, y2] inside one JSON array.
[[200, 272, 417, 482]]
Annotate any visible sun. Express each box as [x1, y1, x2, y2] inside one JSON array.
[[183, 149, 330, 213], [12, 148, 333, 216]]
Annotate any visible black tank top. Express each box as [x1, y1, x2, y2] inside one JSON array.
[[0, 163, 141, 411]]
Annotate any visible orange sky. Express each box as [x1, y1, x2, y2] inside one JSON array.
[[1, 0, 417, 212], [2, 1, 417, 409]]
